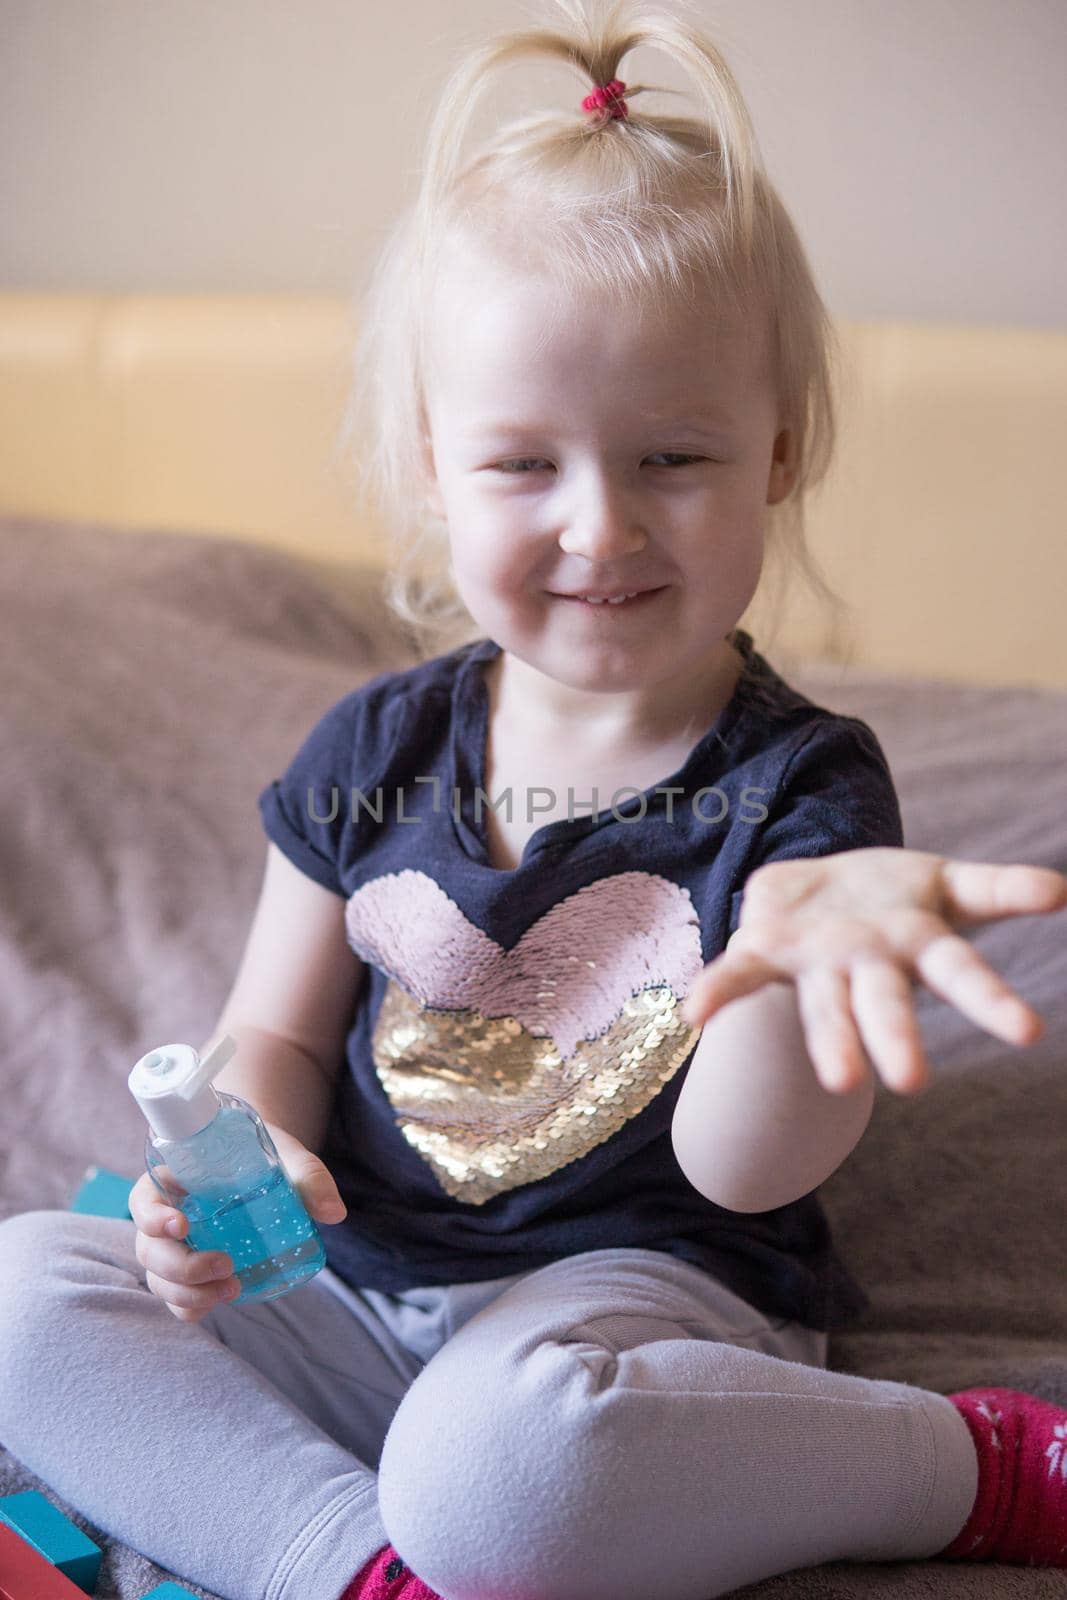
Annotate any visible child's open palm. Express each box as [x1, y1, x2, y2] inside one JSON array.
[[681, 849, 1067, 1097]]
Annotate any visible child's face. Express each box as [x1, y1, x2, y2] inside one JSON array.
[[421, 254, 797, 697]]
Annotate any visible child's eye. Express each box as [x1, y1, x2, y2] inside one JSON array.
[[647, 453, 706, 467], [492, 453, 707, 474]]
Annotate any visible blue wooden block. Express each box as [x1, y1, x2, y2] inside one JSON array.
[[142, 1586, 201, 1598], [0, 1490, 101, 1593], [68, 1165, 135, 1220]]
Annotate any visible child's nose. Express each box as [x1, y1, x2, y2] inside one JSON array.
[[556, 484, 647, 562]]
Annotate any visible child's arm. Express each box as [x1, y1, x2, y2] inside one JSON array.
[[199, 841, 365, 1156], [671, 984, 876, 1214]]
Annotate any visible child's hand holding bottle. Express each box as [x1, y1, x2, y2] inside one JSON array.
[[130, 1118, 347, 1323], [131, 1166, 243, 1322]]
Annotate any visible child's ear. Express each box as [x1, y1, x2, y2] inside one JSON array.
[[766, 427, 800, 506]]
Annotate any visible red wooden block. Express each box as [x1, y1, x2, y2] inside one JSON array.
[[0, 1521, 89, 1600]]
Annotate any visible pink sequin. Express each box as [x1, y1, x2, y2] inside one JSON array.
[[345, 868, 703, 1060]]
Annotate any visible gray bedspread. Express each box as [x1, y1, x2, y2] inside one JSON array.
[[1, 513, 1064, 1599]]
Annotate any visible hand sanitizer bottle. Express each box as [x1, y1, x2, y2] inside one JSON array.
[[128, 1035, 327, 1304]]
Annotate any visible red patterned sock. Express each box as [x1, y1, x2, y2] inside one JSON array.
[[336, 1541, 444, 1599], [937, 1388, 1067, 1564]]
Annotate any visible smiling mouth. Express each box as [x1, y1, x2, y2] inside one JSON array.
[[552, 587, 667, 609]]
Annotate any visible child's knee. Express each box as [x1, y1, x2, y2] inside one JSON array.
[[0, 1210, 84, 1387], [0, 1208, 133, 1330], [0, 1207, 78, 1293], [375, 1332, 608, 1593]]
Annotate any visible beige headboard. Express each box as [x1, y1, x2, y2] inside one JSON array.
[[1, 292, 1064, 690]]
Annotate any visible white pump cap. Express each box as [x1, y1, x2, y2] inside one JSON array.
[[128, 1035, 238, 1141]]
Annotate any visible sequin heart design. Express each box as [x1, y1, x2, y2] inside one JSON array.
[[344, 869, 705, 1203]]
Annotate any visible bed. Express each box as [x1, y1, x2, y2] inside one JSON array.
[[1, 294, 1065, 1600]]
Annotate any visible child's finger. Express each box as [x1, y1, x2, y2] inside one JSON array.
[[128, 1173, 175, 1235], [795, 967, 870, 1093], [293, 1175, 345, 1222], [915, 932, 1046, 1045], [681, 946, 781, 1026], [847, 957, 930, 1093], [938, 861, 1067, 926]]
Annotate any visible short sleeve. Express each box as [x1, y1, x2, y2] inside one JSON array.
[[727, 716, 903, 937], [257, 694, 362, 897]]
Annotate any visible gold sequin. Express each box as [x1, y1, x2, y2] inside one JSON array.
[[371, 982, 699, 1204]]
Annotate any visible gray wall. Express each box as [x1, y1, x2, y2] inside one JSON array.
[[2, 0, 1064, 326]]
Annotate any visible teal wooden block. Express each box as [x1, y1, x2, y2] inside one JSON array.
[[69, 1165, 135, 1220], [142, 1586, 201, 1598], [0, 1490, 101, 1592]]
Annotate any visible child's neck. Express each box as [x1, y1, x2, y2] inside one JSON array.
[[477, 639, 745, 872], [487, 638, 743, 753]]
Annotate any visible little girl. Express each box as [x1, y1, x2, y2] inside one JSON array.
[[2, 4, 1066, 1600]]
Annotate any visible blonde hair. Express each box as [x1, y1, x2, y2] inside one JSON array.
[[337, 0, 852, 666]]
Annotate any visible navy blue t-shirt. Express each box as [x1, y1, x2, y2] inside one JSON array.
[[257, 626, 903, 1331]]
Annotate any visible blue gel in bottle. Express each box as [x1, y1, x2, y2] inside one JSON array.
[[129, 1036, 327, 1305]]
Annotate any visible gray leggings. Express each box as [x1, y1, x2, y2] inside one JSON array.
[[0, 1210, 978, 1600]]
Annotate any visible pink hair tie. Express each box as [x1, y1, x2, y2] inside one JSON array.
[[581, 78, 629, 121]]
